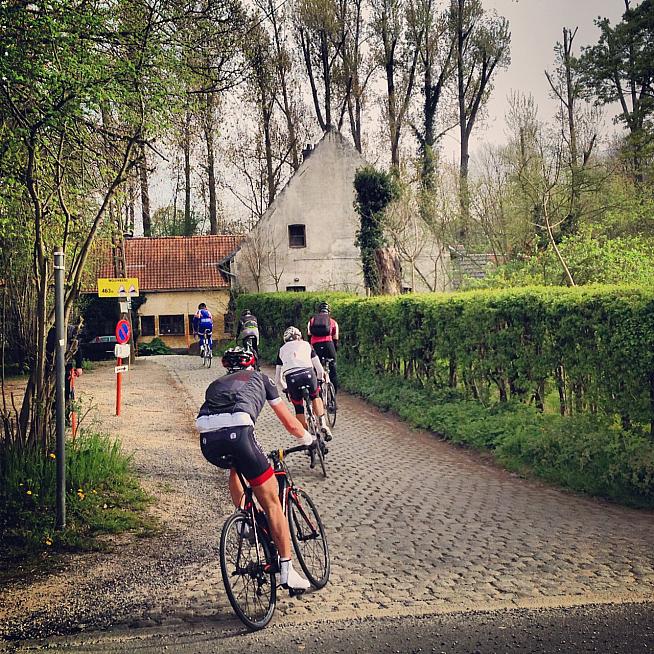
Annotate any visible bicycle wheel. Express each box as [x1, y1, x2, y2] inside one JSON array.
[[206, 348, 212, 368], [307, 413, 327, 478], [288, 488, 330, 588], [325, 382, 337, 428], [219, 512, 277, 631]]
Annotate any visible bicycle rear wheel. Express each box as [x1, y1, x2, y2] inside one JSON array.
[[219, 512, 276, 631], [325, 382, 337, 428], [307, 413, 327, 478], [288, 488, 330, 588]]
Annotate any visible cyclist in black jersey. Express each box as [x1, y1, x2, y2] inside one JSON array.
[[196, 346, 314, 590]]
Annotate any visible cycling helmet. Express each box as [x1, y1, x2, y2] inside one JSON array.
[[283, 326, 302, 342], [241, 309, 252, 317], [318, 301, 330, 313], [221, 346, 256, 372], [198, 302, 207, 309]]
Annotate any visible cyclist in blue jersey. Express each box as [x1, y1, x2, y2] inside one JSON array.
[[193, 303, 213, 357]]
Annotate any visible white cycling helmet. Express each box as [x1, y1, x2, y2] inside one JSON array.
[[283, 326, 302, 342]]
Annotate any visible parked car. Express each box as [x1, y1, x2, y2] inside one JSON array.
[[81, 335, 117, 361]]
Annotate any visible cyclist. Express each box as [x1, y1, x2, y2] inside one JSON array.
[[307, 301, 339, 393], [275, 326, 332, 441], [196, 346, 314, 591], [193, 303, 213, 358], [237, 309, 260, 359]]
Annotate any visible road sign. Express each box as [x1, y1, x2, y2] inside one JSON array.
[[114, 343, 131, 358], [97, 277, 139, 298], [115, 319, 131, 344], [115, 365, 128, 373]]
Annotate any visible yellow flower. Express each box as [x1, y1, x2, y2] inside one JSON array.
[[49, 453, 56, 459], [26, 490, 32, 496], [45, 538, 52, 546], [77, 491, 85, 500], [92, 490, 97, 494], [77, 488, 83, 493]]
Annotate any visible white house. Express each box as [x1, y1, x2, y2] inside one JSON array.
[[232, 130, 450, 294]]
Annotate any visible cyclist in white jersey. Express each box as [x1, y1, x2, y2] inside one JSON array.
[[275, 326, 333, 441]]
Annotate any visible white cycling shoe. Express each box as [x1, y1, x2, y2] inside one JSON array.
[[279, 560, 311, 590]]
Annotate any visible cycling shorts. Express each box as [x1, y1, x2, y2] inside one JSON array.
[[285, 368, 319, 414], [200, 425, 273, 486]]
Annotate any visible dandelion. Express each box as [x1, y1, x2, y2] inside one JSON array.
[[77, 490, 85, 500], [92, 490, 97, 494], [26, 490, 32, 496], [49, 453, 56, 459], [45, 537, 52, 546]]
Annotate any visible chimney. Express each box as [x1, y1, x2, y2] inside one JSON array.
[[301, 143, 314, 161]]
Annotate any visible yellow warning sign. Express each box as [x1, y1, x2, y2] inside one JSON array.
[[97, 278, 140, 298]]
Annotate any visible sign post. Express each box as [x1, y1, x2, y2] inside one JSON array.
[[54, 248, 66, 530], [115, 319, 131, 416]]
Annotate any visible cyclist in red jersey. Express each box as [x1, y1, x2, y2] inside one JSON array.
[[307, 301, 339, 393]]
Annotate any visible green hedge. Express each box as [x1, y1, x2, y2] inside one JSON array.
[[239, 287, 654, 432], [237, 287, 654, 506]]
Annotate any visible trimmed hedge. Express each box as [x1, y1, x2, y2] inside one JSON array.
[[237, 287, 654, 506], [239, 287, 654, 432]]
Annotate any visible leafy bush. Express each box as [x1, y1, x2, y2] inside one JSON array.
[[138, 337, 173, 356], [0, 431, 152, 562], [240, 287, 654, 506]]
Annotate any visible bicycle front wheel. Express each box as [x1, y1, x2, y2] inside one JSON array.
[[325, 382, 337, 428], [288, 488, 330, 588], [219, 512, 277, 631]]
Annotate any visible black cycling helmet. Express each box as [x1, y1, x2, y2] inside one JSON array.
[[241, 309, 252, 317], [222, 346, 256, 372], [318, 301, 330, 313], [198, 302, 207, 310]]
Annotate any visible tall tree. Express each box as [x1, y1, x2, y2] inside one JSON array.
[[295, 0, 346, 132], [371, 0, 424, 170], [546, 27, 599, 236], [579, 0, 654, 184], [410, 0, 456, 190], [452, 0, 510, 237]]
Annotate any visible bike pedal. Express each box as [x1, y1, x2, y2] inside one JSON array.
[[287, 587, 306, 598]]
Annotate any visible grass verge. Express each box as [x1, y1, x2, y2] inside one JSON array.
[[0, 431, 156, 580], [339, 363, 654, 509]]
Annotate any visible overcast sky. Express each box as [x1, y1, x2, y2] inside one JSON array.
[[445, 0, 625, 158]]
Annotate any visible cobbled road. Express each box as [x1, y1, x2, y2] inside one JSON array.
[[3, 354, 654, 653], [159, 355, 654, 623]]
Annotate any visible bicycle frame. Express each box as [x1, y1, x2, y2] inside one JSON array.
[[232, 445, 313, 572]]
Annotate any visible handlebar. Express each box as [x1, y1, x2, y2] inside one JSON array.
[[268, 444, 310, 465]]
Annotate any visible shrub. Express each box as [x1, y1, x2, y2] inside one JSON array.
[[138, 337, 173, 356]]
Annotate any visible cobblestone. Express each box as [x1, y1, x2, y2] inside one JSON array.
[[157, 355, 654, 622]]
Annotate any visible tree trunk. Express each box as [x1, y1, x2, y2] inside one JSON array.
[[183, 109, 193, 236], [204, 93, 219, 234], [374, 247, 402, 295], [139, 143, 151, 237]]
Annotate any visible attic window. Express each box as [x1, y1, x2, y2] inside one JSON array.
[[288, 224, 306, 248]]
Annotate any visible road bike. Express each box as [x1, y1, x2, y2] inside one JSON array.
[[200, 329, 213, 368], [319, 358, 337, 428], [219, 446, 330, 631]]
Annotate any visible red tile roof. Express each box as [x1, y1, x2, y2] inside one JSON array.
[[89, 235, 243, 292]]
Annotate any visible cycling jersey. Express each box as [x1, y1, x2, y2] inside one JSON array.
[[197, 370, 281, 427], [238, 315, 259, 340], [307, 316, 339, 345], [274, 340, 324, 389], [193, 308, 213, 334]]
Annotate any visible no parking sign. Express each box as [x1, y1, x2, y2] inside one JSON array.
[[115, 319, 131, 416], [115, 319, 131, 344]]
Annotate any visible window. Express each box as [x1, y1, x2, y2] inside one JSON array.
[[141, 316, 155, 336], [159, 314, 184, 335], [288, 224, 306, 248], [188, 315, 195, 333], [286, 285, 306, 292]]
